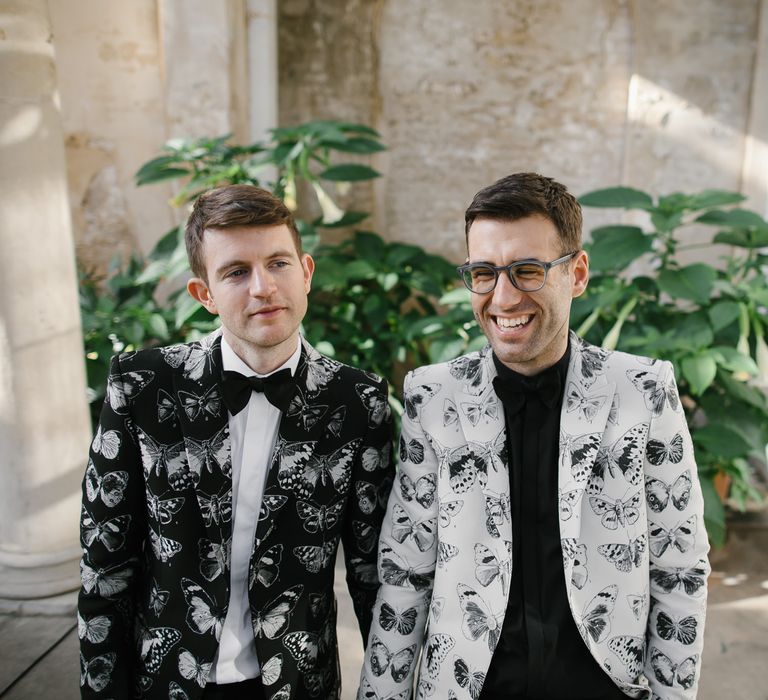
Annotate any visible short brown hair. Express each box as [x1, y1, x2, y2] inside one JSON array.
[[464, 172, 582, 254], [185, 184, 301, 279]]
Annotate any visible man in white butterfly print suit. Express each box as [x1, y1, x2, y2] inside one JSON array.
[[359, 173, 709, 700], [78, 185, 394, 700]]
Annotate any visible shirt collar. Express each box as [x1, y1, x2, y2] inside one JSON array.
[[220, 335, 302, 378], [492, 338, 571, 393]]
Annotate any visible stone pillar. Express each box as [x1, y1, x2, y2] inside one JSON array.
[[247, 0, 277, 144], [159, 0, 250, 142], [741, 0, 768, 218], [0, 0, 92, 598]]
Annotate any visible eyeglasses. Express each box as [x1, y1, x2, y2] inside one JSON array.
[[457, 252, 577, 294]]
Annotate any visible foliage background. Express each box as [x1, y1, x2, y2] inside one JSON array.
[[80, 122, 768, 546]]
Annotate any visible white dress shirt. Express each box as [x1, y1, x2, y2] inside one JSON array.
[[209, 336, 302, 684]]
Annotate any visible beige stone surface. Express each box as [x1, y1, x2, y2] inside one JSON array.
[[160, 0, 250, 142], [626, 1, 758, 196], [278, 0, 381, 226], [375, 0, 634, 260], [0, 1, 90, 593], [24, 0, 766, 266], [276, 0, 766, 260], [48, 0, 175, 267]]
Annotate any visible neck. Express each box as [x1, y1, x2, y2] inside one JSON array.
[[222, 329, 298, 375]]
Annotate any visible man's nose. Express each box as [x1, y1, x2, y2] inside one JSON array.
[[248, 268, 277, 297], [491, 270, 524, 306]]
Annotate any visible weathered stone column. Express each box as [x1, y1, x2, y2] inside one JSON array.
[[0, 0, 91, 598]]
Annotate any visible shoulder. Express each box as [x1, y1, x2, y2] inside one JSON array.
[[300, 338, 387, 392], [404, 345, 491, 391], [570, 332, 673, 386], [110, 330, 221, 378]]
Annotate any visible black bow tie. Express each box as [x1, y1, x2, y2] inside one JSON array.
[[221, 368, 295, 415], [493, 369, 563, 417]]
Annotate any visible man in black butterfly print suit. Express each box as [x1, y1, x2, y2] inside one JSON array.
[[359, 173, 709, 700], [78, 185, 394, 700]]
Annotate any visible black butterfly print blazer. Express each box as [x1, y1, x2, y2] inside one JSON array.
[[78, 331, 394, 700]]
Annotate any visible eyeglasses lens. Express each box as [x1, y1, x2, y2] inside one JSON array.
[[463, 263, 546, 293]]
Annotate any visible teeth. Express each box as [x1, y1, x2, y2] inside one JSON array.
[[496, 315, 530, 328]]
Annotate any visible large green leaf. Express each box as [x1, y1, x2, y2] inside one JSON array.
[[439, 287, 472, 305], [148, 313, 170, 340], [136, 165, 190, 186], [578, 187, 653, 210], [700, 475, 726, 548], [711, 346, 758, 375], [313, 211, 369, 229], [323, 137, 386, 154], [148, 226, 183, 261], [686, 190, 746, 210], [746, 281, 768, 307], [386, 243, 422, 267], [428, 337, 466, 363], [354, 232, 387, 259], [694, 424, 751, 458], [134, 259, 168, 285], [343, 260, 377, 280], [713, 228, 768, 248], [135, 155, 190, 185], [320, 164, 380, 182], [656, 264, 716, 305], [718, 370, 768, 411], [174, 293, 204, 329], [708, 301, 741, 331], [650, 209, 683, 233], [681, 352, 717, 395], [337, 122, 381, 137], [696, 208, 768, 229], [587, 226, 652, 271]]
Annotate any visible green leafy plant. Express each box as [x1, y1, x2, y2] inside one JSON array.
[[81, 121, 471, 423], [572, 187, 768, 546], [81, 122, 764, 547]]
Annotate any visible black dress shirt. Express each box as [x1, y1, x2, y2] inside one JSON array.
[[479, 344, 626, 700]]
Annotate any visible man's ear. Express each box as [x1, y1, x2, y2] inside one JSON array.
[[571, 250, 590, 299], [187, 277, 218, 315], [302, 253, 315, 294]]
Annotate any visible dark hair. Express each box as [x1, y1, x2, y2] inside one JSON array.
[[185, 184, 301, 279], [464, 172, 582, 254]]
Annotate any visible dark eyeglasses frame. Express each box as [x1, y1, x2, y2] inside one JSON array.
[[457, 251, 578, 294]]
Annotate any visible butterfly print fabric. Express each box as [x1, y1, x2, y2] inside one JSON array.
[[79, 332, 394, 699], [359, 332, 709, 700]]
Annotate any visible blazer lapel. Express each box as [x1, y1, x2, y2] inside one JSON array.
[[252, 339, 329, 552], [172, 331, 235, 550], [558, 336, 615, 555], [454, 345, 514, 549]]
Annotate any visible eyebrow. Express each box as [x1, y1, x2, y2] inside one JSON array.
[[467, 257, 544, 265]]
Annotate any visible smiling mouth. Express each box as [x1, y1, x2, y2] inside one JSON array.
[[494, 314, 532, 329]]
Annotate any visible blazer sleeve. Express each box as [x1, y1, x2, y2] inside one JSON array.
[[78, 353, 146, 699], [644, 360, 710, 700], [342, 374, 396, 644], [357, 370, 436, 699]]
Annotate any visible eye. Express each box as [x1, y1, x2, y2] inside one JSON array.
[[225, 268, 247, 279], [270, 260, 290, 269], [471, 266, 495, 280], [514, 264, 544, 279]]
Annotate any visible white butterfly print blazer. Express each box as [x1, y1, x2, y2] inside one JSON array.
[[79, 330, 394, 700], [359, 332, 709, 700]]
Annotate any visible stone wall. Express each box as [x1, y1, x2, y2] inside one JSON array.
[[35, 0, 768, 267], [49, 0, 249, 272], [278, 0, 767, 261]]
